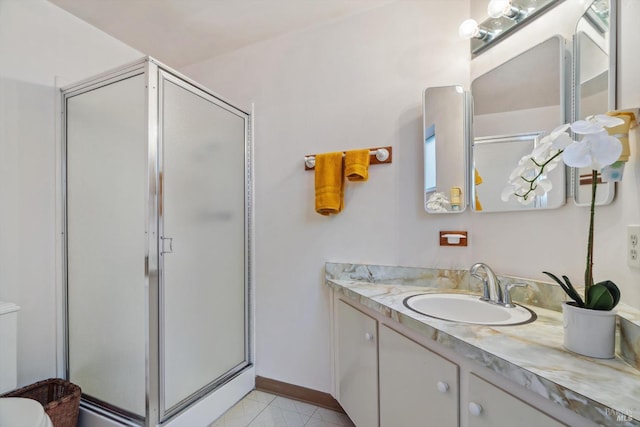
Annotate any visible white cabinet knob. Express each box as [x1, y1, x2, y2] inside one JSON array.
[[468, 402, 483, 416], [437, 381, 449, 393], [364, 333, 374, 341]]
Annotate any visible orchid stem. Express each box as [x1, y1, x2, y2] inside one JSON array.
[[585, 169, 597, 304], [515, 150, 563, 201]]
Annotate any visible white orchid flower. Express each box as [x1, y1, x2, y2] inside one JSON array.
[[562, 114, 624, 170], [503, 114, 626, 204], [562, 132, 623, 170], [570, 114, 624, 134], [550, 131, 573, 150], [501, 184, 516, 202], [549, 123, 571, 140], [534, 178, 553, 194]]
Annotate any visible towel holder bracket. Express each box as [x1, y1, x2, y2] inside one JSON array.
[[304, 146, 392, 170]]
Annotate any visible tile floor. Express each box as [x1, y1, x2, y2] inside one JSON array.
[[209, 390, 356, 427]]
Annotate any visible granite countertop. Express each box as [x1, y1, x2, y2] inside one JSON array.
[[325, 263, 640, 427]]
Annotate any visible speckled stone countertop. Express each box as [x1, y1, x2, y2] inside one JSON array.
[[325, 263, 640, 427]]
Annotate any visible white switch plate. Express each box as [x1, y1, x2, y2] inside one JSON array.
[[628, 225, 640, 268]]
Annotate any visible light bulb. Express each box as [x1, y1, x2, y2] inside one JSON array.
[[487, 0, 512, 18], [458, 19, 480, 39], [458, 19, 492, 41]]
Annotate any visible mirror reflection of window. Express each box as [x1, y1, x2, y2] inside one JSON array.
[[424, 125, 436, 193]]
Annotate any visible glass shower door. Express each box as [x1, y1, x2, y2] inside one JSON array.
[[65, 73, 147, 418], [159, 72, 249, 415]]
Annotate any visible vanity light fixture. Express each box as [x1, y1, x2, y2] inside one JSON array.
[[487, 0, 524, 20], [458, 19, 493, 41], [461, 0, 565, 56]]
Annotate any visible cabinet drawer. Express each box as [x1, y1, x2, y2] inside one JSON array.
[[466, 373, 565, 427]]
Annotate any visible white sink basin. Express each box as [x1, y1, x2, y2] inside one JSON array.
[[403, 293, 536, 326]]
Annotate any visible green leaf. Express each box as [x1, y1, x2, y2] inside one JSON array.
[[542, 271, 584, 307], [595, 280, 620, 308], [586, 284, 615, 310], [561, 275, 585, 306]]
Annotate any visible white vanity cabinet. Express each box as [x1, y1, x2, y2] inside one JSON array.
[[379, 324, 459, 427], [333, 295, 575, 427], [465, 374, 565, 427], [335, 300, 379, 427]]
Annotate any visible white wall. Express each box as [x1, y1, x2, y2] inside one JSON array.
[[182, 0, 640, 395], [182, 0, 470, 393], [0, 0, 141, 386], [2, 0, 638, 402]]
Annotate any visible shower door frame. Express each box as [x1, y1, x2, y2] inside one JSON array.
[[61, 57, 254, 427], [155, 65, 253, 422]]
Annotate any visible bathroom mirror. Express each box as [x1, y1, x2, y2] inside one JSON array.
[[471, 35, 566, 212], [572, 0, 617, 206], [423, 86, 471, 213]]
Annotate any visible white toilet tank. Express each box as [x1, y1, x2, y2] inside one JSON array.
[[0, 301, 20, 394]]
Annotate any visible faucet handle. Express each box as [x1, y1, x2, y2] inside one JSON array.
[[471, 272, 490, 301], [480, 278, 490, 301], [503, 283, 527, 308]]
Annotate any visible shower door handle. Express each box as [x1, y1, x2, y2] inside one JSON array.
[[161, 236, 173, 255]]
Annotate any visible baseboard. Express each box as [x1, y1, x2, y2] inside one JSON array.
[[254, 376, 344, 413]]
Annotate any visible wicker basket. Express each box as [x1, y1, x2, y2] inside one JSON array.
[[1, 378, 82, 427]]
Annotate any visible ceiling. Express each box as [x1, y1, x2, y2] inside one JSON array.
[[48, 0, 393, 68]]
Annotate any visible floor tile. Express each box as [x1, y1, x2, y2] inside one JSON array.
[[210, 396, 268, 427], [270, 396, 318, 416], [245, 390, 278, 405], [309, 408, 355, 427], [247, 405, 311, 427], [303, 418, 346, 427], [210, 390, 354, 427]]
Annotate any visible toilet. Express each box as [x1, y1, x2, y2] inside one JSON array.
[[0, 301, 20, 394], [0, 397, 53, 427], [0, 301, 53, 427]]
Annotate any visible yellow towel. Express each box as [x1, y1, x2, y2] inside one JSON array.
[[474, 168, 483, 211], [344, 149, 370, 181], [474, 168, 483, 185], [315, 152, 344, 215], [606, 111, 637, 162]]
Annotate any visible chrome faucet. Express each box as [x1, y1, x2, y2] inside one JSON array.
[[503, 282, 527, 308], [470, 263, 502, 304]]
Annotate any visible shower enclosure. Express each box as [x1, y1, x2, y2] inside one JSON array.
[[62, 58, 253, 426]]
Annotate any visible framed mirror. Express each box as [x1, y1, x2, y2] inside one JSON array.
[[572, 0, 617, 206], [471, 35, 566, 212], [423, 86, 471, 213]]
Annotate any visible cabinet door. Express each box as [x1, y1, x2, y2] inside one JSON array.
[[379, 325, 459, 427], [466, 374, 565, 427], [336, 300, 378, 427]]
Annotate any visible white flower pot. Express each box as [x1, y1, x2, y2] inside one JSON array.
[[562, 302, 616, 359]]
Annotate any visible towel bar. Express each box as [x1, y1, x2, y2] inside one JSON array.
[[304, 146, 392, 170]]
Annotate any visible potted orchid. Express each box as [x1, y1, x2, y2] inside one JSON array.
[[502, 114, 627, 358]]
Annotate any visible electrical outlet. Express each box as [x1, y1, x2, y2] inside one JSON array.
[[628, 225, 640, 268]]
